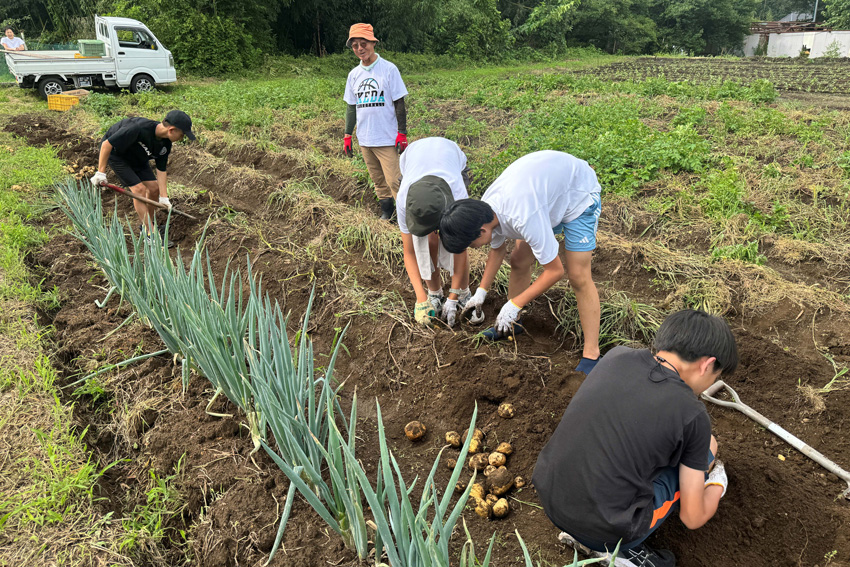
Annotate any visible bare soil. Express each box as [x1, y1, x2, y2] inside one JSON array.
[[5, 114, 850, 567]]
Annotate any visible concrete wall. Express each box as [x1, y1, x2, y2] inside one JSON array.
[[743, 30, 850, 57]]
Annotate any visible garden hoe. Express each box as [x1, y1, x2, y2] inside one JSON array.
[[702, 380, 850, 499], [100, 182, 197, 220]]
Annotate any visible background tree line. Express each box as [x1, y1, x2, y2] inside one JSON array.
[[1, 0, 843, 75]]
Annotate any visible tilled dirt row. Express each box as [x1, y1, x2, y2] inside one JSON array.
[[7, 114, 850, 567]]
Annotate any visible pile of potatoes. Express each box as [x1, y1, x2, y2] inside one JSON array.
[[63, 162, 97, 181], [443, 402, 524, 520]]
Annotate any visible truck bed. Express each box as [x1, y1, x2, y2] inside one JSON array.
[[6, 51, 116, 75]]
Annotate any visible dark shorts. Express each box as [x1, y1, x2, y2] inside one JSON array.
[[571, 449, 716, 553], [108, 156, 156, 187]]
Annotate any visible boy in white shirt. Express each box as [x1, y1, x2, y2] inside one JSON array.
[[396, 137, 482, 327], [439, 151, 603, 373], [342, 23, 408, 220], [2, 28, 27, 51]]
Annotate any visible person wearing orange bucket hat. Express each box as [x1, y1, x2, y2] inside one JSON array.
[[342, 23, 409, 221]]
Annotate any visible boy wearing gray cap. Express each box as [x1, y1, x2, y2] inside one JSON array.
[[396, 137, 480, 327], [91, 110, 195, 246]]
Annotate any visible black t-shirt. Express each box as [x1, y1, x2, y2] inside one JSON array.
[[103, 117, 171, 172], [532, 347, 711, 545]]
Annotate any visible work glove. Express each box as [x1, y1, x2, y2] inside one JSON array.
[[458, 287, 485, 325], [705, 459, 728, 498], [427, 289, 444, 318], [343, 135, 354, 158], [395, 132, 408, 154], [461, 287, 487, 322], [414, 300, 436, 325], [159, 196, 172, 210], [90, 171, 107, 187], [495, 300, 522, 334], [443, 299, 458, 328]]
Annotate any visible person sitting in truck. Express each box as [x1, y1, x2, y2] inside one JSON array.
[[90, 110, 195, 247], [2, 28, 27, 51]]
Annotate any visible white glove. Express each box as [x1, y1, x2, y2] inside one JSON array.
[[428, 289, 444, 318], [90, 171, 107, 187], [158, 196, 172, 210], [443, 299, 458, 327], [461, 287, 486, 316], [495, 300, 522, 334], [705, 459, 727, 498]]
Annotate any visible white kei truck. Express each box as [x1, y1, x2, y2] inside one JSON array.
[[5, 16, 177, 98]]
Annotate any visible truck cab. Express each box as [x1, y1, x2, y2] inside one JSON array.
[[97, 16, 176, 89]]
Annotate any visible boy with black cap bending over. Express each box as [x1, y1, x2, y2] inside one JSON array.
[[533, 309, 737, 567], [396, 137, 481, 327], [91, 110, 195, 246]]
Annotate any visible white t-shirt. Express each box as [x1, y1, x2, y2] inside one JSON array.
[[1, 37, 25, 49], [343, 56, 408, 147], [484, 150, 601, 265], [396, 137, 469, 235]]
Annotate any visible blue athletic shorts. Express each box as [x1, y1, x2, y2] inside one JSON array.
[[553, 193, 601, 252], [570, 448, 716, 553]]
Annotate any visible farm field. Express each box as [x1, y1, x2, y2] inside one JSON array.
[[1, 54, 850, 567]]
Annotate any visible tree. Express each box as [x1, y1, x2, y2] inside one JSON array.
[[824, 0, 850, 28], [567, 0, 657, 53], [650, 0, 759, 54]]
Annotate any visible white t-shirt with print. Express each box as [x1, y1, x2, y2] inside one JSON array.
[[1, 37, 25, 49], [484, 150, 601, 265], [343, 56, 408, 147], [396, 137, 469, 234]]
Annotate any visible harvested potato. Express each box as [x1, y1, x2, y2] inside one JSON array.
[[496, 442, 513, 456], [469, 453, 489, 471], [445, 430, 461, 448], [493, 498, 509, 518], [515, 476, 526, 489], [486, 494, 498, 505], [497, 403, 516, 418], [455, 480, 467, 493], [487, 467, 514, 496], [474, 500, 492, 519], [463, 428, 485, 441], [405, 421, 426, 441], [469, 437, 482, 454], [470, 483, 486, 502], [446, 458, 457, 470], [484, 465, 497, 476], [489, 452, 507, 467]]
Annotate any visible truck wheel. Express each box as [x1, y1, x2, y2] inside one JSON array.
[[130, 74, 155, 94], [37, 76, 65, 99]]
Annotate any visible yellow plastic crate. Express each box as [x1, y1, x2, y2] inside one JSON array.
[[47, 94, 80, 111], [74, 52, 101, 59]]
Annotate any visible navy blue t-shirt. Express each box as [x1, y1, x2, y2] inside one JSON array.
[[532, 347, 711, 545]]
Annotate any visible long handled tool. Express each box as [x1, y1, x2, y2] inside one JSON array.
[[100, 182, 197, 220], [702, 380, 850, 499]]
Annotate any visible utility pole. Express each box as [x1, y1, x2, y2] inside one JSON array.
[[812, 0, 818, 22]]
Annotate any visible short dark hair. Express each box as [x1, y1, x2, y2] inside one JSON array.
[[653, 309, 738, 375], [438, 199, 495, 254], [4, 27, 14, 33]]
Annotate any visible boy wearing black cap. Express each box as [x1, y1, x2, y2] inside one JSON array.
[[91, 110, 195, 244], [396, 137, 478, 327]]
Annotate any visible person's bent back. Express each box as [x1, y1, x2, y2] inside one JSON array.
[[533, 309, 737, 567]]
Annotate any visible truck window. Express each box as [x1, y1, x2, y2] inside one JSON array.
[[115, 28, 158, 50], [99, 23, 109, 39]]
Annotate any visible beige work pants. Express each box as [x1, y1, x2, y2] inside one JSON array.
[[361, 146, 401, 200]]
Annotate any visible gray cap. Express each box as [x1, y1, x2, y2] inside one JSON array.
[[406, 176, 454, 237]]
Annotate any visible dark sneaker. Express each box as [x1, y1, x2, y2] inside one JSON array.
[[378, 197, 396, 221], [479, 317, 525, 341], [576, 356, 601, 374], [615, 543, 676, 567]]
